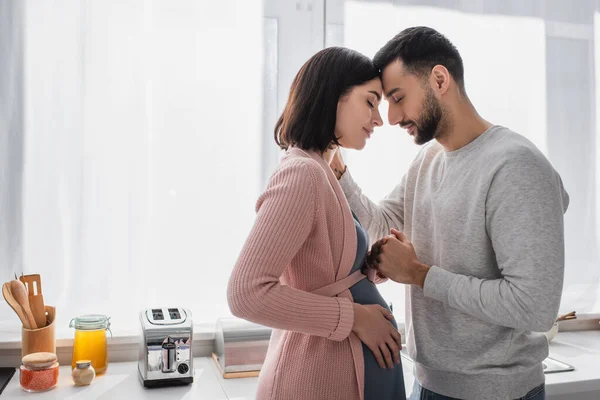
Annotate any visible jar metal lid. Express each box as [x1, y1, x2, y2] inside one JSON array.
[[75, 360, 92, 369]]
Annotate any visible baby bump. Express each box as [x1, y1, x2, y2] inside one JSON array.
[[350, 274, 405, 400], [349, 278, 397, 330]]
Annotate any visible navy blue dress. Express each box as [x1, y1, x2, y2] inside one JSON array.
[[349, 213, 406, 400]]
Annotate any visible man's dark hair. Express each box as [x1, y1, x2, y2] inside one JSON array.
[[374, 26, 465, 90]]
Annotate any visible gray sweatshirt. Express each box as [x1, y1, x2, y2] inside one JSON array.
[[339, 125, 569, 399]]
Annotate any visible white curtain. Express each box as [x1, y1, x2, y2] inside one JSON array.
[[0, 1, 24, 289], [0, 0, 263, 337]]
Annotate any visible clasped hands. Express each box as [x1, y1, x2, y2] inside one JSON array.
[[364, 229, 430, 288]]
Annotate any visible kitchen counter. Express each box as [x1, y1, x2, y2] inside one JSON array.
[[2, 331, 599, 399], [2, 358, 231, 399], [543, 331, 600, 400]]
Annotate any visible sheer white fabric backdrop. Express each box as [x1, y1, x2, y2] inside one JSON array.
[[0, 0, 262, 337]]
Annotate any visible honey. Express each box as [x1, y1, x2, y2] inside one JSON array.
[[69, 315, 111, 375]]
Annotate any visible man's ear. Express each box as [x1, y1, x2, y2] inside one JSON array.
[[431, 65, 450, 94]]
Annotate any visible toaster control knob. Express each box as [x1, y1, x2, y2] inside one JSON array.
[[178, 363, 189, 374]]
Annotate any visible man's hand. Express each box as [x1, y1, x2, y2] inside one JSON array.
[[364, 237, 390, 281], [374, 229, 430, 287], [329, 146, 347, 180]]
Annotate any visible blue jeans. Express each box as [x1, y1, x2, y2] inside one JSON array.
[[409, 381, 545, 400]]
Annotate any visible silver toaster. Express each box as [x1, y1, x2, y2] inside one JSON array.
[[138, 308, 194, 388]]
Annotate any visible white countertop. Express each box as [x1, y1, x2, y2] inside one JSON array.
[[2, 358, 234, 400], [2, 331, 599, 399], [543, 331, 600, 399]]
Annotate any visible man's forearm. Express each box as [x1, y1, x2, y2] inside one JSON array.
[[423, 266, 561, 332]]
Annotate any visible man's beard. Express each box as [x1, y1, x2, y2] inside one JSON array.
[[412, 87, 443, 145]]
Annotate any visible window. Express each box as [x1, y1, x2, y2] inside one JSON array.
[[1, 0, 599, 342], [326, 0, 600, 316]]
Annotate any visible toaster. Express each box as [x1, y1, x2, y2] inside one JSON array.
[[138, 308, 194, 388]]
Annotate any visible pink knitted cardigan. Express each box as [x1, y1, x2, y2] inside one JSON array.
[[227, 147, 365, 400]]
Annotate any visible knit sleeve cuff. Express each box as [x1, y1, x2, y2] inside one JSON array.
[[328, 297, 354, 341], [423, 265, 454, 304]]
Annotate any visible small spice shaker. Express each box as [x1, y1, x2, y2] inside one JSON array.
[[72, 360, 95, 386], [20, 352, 59, 392]]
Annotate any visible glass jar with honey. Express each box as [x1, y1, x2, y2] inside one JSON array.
[[69, 314, 112, 375]]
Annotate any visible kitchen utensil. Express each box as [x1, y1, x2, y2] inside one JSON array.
[[2, 283, 33, 329], [557, 313, 600, 331], [556, 311, 576, 322], [9, 280, 37, 329], [19, 274, 46, 329]]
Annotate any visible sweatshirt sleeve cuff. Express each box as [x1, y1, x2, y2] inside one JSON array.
[[328, 297, 354, 341], [423, 265, 455, 304]]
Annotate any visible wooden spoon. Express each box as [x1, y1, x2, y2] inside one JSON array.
[[9, 280, 37, 329], [2, 283, 33, 329], [556, 311, 576, 322]]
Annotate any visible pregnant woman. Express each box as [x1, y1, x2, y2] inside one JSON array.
[[227, 47, 405, 400]]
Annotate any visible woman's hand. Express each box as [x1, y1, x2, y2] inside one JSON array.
[[352, 303, 402, 369]]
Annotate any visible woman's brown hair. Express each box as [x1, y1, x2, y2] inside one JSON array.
[[275, 47, 378, 153]]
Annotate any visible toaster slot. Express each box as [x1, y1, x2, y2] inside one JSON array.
[[152, 309, 164, 321], [168, 308, 181, 320], [145, 308, 187, 325]]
